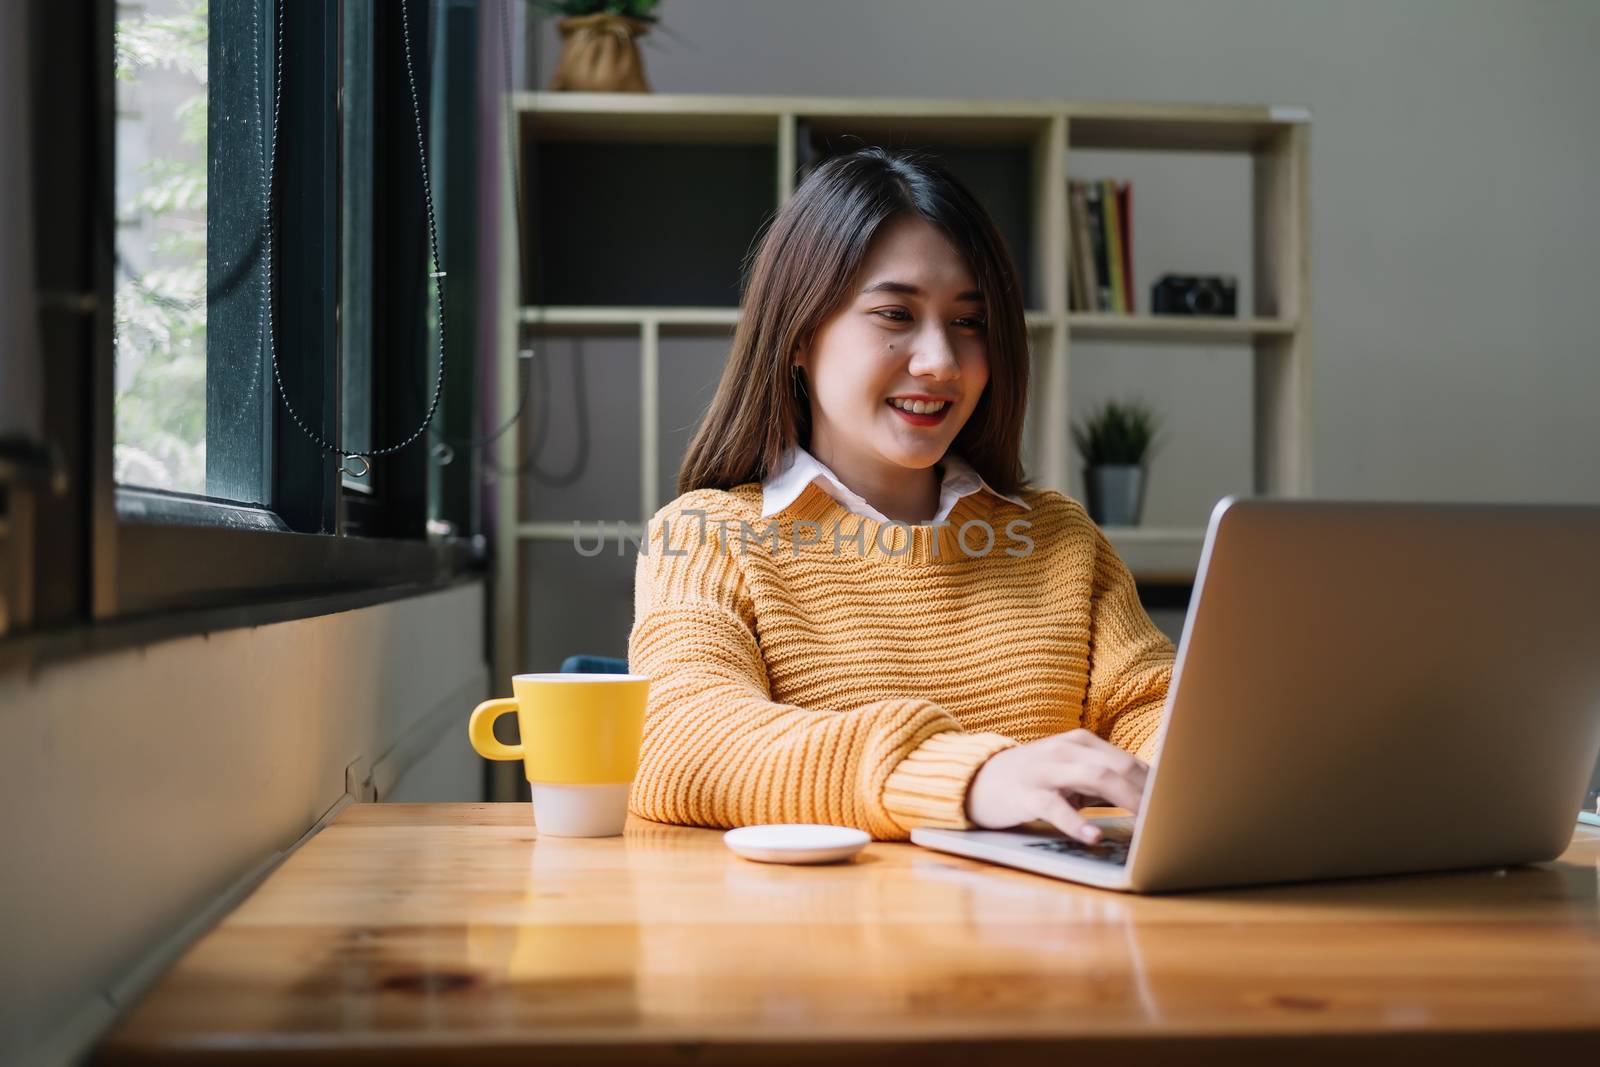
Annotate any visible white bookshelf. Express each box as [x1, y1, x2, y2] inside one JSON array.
[[495, 91, 1311, 683]]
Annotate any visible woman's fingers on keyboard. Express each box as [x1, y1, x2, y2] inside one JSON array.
[[967, 730, 1150, 833], [1037, 791, 1100, 843], [1044, 759, 1145, 812], [1074, 732, 1150, 773], [1058, 730, 1150, 790]]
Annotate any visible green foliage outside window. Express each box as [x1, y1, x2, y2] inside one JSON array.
[[113, 1, 209, 494]]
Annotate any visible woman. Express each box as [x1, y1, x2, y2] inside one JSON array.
[[628, 147, 1173, 844]]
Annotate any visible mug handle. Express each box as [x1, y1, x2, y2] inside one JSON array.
[[468, 698, 525, 761]]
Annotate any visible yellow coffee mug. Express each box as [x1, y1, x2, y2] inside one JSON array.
[[468, 673, 649, 785]]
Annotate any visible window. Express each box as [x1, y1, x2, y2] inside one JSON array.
[[7, 0, 488, 653], [113, 0, 212, 498], [112, 0, 486, 525]]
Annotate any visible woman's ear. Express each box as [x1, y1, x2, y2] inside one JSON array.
[[795, 327, 818, 364]]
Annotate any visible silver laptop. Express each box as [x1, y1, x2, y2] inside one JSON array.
[[911, 497, 1600, 893]]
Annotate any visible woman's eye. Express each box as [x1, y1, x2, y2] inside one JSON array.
[[874, 309, 986, 329]]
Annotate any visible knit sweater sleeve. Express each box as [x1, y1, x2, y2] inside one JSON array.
[[626, 493, 1018, 842], [1079, 514, 1177, 762]]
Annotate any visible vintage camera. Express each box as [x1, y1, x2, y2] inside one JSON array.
[[1150, 274, 1238, 317]]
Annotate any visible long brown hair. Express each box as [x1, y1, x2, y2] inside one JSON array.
[[676, 146, 1033, 498]]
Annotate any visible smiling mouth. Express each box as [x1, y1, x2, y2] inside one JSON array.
[[886, 398, 952, 425], [886, 398, 952, 415]]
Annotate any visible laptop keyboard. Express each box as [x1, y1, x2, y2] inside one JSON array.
[[1024, 819, 1135, 866]]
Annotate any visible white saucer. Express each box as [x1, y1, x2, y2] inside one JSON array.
[[723, 824, 871, 865]]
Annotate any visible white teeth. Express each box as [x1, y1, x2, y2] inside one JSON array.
[[889, 398, 949, 415]]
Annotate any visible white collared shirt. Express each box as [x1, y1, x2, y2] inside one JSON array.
[[760, 444, 1031, 524]]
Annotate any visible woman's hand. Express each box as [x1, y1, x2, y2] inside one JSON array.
[[963, 728, 1149, 843]]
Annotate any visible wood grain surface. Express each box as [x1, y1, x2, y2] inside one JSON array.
[[95, 803, 1600, 1064]]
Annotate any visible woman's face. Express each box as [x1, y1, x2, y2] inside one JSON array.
[[796, 213, 990, 477]]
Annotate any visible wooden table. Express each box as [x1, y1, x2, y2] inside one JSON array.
[[97, 803, 1600, 1064]]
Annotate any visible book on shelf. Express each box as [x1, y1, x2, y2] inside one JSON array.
[[1101, 180, 1126, 314], [1086, 182, 1111, 312], [1068, 182, 1094, 313], [1068, 178, 1134, 314], [1115, 181, 1133, 312]]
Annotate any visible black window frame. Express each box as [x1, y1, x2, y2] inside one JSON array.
[[9, 0, 485, 671]]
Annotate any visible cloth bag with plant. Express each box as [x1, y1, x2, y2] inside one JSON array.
[[542, 1, 659, 93]]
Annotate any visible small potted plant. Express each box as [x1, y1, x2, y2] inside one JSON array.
[[1071, 399, 1162, 527], [539, 1, 661, 93]]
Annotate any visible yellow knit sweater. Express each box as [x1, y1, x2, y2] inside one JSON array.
[[626, 479, 1175, 841]]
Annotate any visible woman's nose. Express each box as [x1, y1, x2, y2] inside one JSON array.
[[905, 325, 961, 379]]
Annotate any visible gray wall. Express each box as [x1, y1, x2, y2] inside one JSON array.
[[535, 0, 1600, 508], [0, 583, 489, 1066]]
